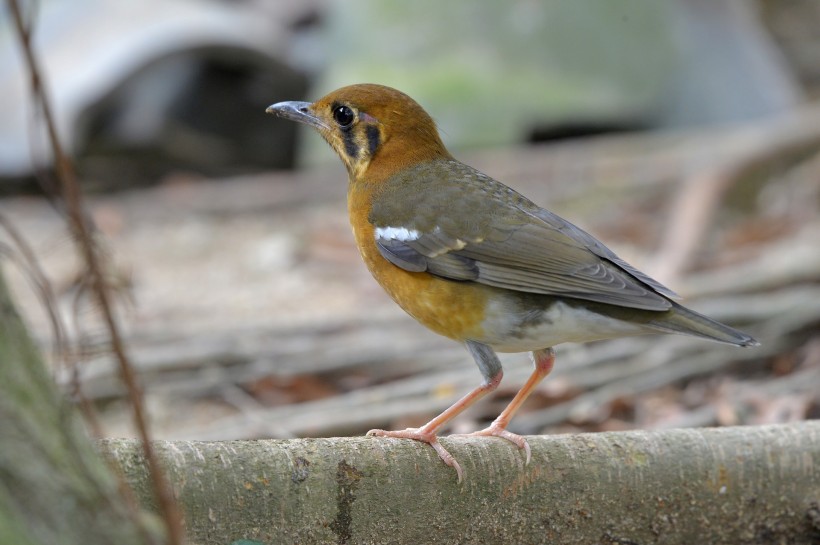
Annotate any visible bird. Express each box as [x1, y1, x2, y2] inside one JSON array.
[[266, 83, 759, 481]]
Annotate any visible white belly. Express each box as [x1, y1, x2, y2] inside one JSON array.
[[478, 298, 652, 353]]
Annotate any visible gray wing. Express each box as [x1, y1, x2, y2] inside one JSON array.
[[375, 205, 679, 312]]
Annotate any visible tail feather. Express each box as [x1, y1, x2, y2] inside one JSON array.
[[650, 302, 759, 347]]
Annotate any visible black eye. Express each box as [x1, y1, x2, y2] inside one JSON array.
[[333, 105, 355, 128]]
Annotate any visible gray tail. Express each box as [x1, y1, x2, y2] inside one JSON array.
[[650, 302, 759, 347]]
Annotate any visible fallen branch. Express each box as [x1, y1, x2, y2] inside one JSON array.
[[100, 423, 820, 545], [175, 284, 818, 440], [648, 107, 820, 285]]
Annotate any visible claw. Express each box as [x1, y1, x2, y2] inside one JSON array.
[[367, 427, 464, 482], [457, 424, 532, 465]]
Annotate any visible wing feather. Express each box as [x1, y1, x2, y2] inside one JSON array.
[[370, 159, 678, 311]]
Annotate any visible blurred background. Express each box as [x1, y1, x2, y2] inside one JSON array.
[[1, 0, 818, 440]]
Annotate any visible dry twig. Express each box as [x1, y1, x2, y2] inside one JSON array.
[[6, 2, 183, 543]]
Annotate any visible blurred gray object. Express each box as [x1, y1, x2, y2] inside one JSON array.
[[1, 0, 807, 183], [659, 0, 804, 126], [313, 0, 803, 150], [0, 0, 312, 186]]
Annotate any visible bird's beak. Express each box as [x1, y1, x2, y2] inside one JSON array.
[[266, 101, 328, 130]]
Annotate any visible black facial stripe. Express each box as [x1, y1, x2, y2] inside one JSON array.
[[342, 128, 359, 160], [366, 125, 380, 158]]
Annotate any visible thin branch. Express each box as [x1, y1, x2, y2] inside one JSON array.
[[0, 213, 66, 363], [5, 2, 183, 544]]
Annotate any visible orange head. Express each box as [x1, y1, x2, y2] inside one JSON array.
[[267, 84, 452, 181]]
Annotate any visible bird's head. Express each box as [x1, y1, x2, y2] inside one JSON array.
[[267, 84, 451, 181]]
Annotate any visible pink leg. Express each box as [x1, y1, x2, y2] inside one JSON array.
[[368, 370, 503, 482], [455, 347, 555, 464]]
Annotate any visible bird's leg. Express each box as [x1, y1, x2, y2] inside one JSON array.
[[367, 341, 502, 482], [455, 347, 555, 464]]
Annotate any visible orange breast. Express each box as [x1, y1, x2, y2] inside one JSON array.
[[348, 189, 487, 342]]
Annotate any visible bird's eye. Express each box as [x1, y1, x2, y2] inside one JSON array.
[[333, 105, 355, 128]]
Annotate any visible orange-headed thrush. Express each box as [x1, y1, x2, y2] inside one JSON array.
[[267, 84, 759, 481]]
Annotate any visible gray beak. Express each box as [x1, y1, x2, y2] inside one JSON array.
[[265, 101, 328, 130]]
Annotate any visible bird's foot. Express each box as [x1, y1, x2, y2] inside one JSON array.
[[367, 427, 463, 482], [455, 423, 532, 465]]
